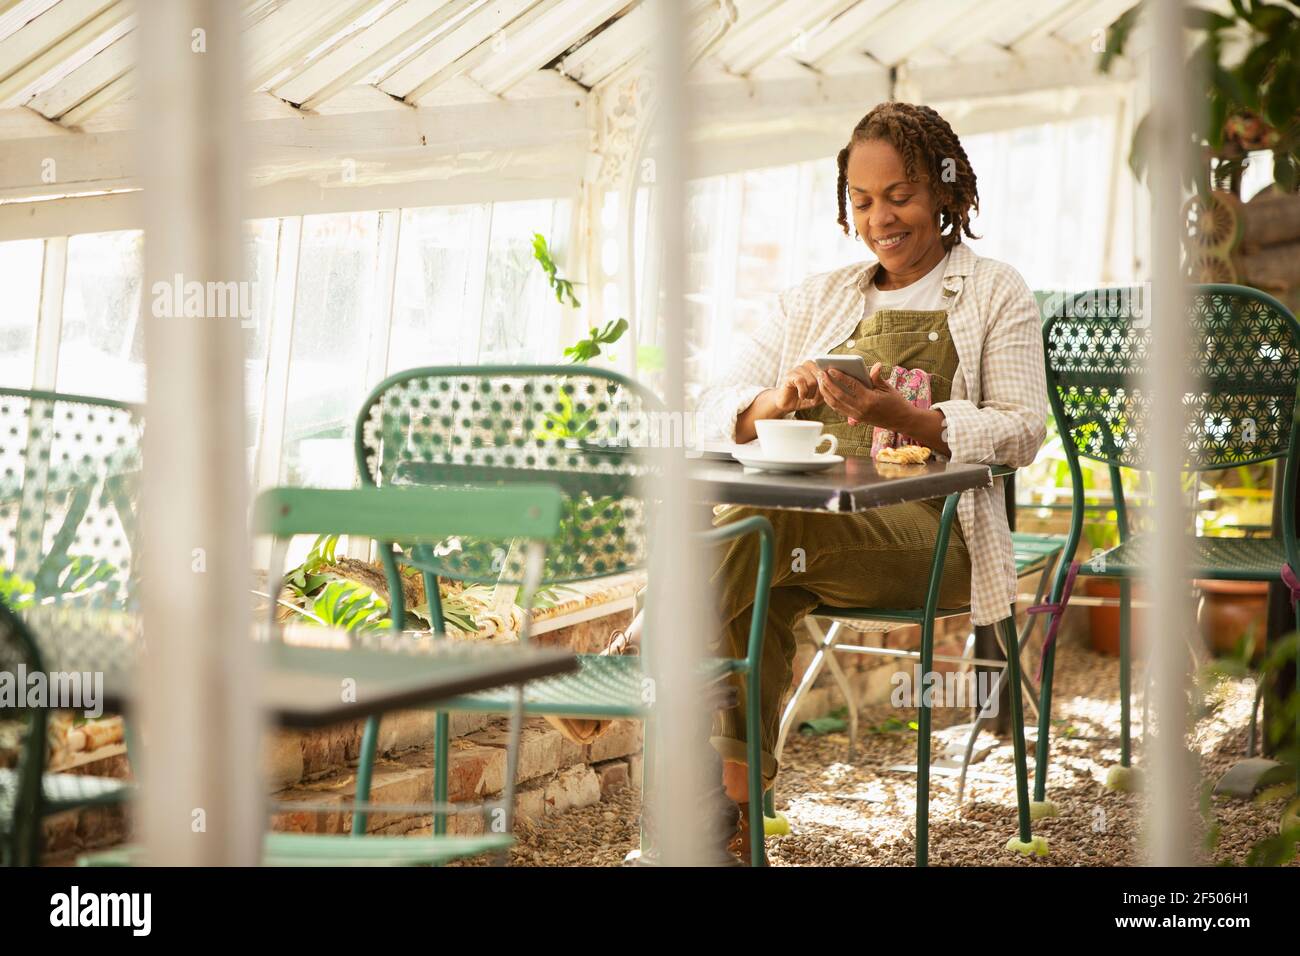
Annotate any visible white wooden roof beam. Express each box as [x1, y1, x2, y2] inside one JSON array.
[[0, 0, 62, 46], [11, 10, 131, 111], [554, 0, 648, 87], [998, 0, 1102, 51], [925, 0, 1061, 58], [58, 68, 131, 126], [467, 0, 630, 95], [1050, 0, 1146, 46], [794, 0, 902, 68], [0, 0, 127, 107], [717, 0, 860, 75], [379, 0, 537, 98], [245, 0, 376, 90], [26, 28, 131, 118], [273, 0, 478, 109], [713, 0, 806, 64], [0, 84, 588, 199], [968, 0, 1073, 50], [854, 0, 988, 67]]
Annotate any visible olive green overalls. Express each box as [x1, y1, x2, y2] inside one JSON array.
[[709, 306, 973, 786]]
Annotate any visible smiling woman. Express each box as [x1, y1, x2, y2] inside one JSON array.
[[693, 101, 1048, 850]]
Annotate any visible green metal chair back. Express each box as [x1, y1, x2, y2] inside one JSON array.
[[0, 597, 48, 866], [354, 365, 659, 589], [0, 389, 143, 612], [1042, 284, 1300, 552], [1043, 285, 1300, 471]]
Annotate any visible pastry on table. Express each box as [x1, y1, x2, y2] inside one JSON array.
[[875, 444, 931, 465]]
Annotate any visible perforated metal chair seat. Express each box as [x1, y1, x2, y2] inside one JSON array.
[[1082, 533, 1287, 580], [1009, 531, 1069, 576], [439, 652, 740, 718]]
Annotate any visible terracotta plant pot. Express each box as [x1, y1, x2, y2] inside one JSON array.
[[1084, 577, 1144, 657], [1195, 578, 1268, 660]]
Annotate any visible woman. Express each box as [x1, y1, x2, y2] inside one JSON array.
[[693, 102, 1048, 852]]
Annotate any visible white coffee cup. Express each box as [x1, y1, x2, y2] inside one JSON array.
[[755, 419, 838, 459]]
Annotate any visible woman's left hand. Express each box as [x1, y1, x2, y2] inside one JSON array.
[[816, 363, 913, 429]]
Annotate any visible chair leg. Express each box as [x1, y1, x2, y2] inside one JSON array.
[[1032, 640, 1056, 805], [999, 615, 1042, 856], [1119, 579, 1132, 768], [1105, 579, 1141, 792], [957, 650, 1010, 806], [353, 715, 379, 837], [820, 632, 859, 760], [745, 667, 766, 867], [916, 610, 935, 867], [433, 711, 450, 836], [1026, 557, 1069, 808], [773, 619, 836, 766]]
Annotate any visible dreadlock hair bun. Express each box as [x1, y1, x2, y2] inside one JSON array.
[[835, 102, 979, 250]]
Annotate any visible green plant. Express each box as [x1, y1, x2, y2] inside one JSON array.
[[283, 533, 339, 600], [532, 232, 630, 364], [532, 233, 581, 308], [310, 580, 390, 633], [563, 318, 629, 365], [0, 569, 34, 610], [1102, 1, 1300, 193]]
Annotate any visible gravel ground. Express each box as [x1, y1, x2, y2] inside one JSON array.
[[462, 640, 1297, 867]]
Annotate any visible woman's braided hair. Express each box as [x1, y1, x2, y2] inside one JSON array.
[[835, 102, 979, 250]]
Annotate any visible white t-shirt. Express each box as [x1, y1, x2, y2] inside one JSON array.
[[860, 252, 950, 315]]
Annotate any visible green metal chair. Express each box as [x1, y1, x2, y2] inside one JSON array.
[[0, 388, 142, 611], [767, 473, 1047, 866], [0, 389, 142, 858], [1033, 284, 1300, 809], [353, 365, 776, 866], [80, 483, 566, 867]]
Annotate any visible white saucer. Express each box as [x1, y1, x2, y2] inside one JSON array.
[[732, 451, 844, 474]]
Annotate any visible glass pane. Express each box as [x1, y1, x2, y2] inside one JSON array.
[[477, 199, 562, 364], [0, 239, 42, 389], [732, 166, 798, 342], [963, 116, 1115, 289], [389, 204, 487, 370], [280, 212, 380, 487], [243, 218, 279, 477], [800, 158, 866, 276], [58, 231, 146, 402]]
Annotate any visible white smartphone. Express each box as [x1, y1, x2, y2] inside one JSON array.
[[813, 354, 874, 388]]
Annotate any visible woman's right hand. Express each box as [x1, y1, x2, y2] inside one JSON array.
[[735, 361, 824, 442], [773, 360, 824, 413]]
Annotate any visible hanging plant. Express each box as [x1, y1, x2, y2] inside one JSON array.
[[1102, 1, 1300, 194]]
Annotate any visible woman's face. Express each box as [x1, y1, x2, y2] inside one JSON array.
[[846, 139, 943, 275]]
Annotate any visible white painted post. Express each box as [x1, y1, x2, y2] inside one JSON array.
[[1144, 0, 1196, 866], [137, 0, 263, 866], [646, 0, 710, 867]]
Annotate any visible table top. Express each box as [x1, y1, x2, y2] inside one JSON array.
[[688, 455, 992, 512], [19, 608, 577, 728]]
